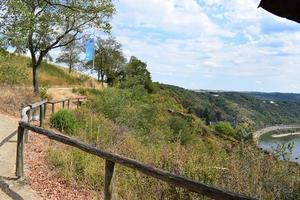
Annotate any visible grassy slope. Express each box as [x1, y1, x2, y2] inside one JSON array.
[[0, 53, 99, 87], [48, 87, 300, 200]]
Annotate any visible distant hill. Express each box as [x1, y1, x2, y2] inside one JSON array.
[[244, 92, 300, 102], [164, 84, 300, 129]]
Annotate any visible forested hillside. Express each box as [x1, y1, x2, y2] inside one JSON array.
[[245, 92, 300, 102], [165, 85, 300, 135]]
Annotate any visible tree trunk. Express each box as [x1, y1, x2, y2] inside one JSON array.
[[69, 64, 72, 73], [32, 64, 39, 94], [101, 73, 104, 88], [97, 71, 100, 82]]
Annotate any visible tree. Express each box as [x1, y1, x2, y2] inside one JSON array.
[[215, 121, 235, 137], [56, 37, 83, 73], [0, 0, 115, 93], [86, 37, 126, 86], [121, 56, 153, 92]]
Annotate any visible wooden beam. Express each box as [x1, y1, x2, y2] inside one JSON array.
[[29, 100, 48, 109], [19, 122, 256, 200]]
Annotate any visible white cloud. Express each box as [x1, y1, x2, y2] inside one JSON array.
[[111, 0, 300, 92]]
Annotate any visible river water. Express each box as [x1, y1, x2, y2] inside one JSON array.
[[258, 132, 300, 163]]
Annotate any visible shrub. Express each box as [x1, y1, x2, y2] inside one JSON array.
[[50, 110, 79, 135], [215, 121, 235, 136], [39, 86, 50, 100]]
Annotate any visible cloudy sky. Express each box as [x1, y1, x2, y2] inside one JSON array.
[[110, 0, 300, 92]]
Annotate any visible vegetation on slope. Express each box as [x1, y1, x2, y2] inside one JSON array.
[[0, 53, 94, 87], [48, 86, 300, 200], [165, 85, 300, 136]]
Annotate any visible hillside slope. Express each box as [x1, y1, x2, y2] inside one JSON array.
[[46, 86, 300, 200], [0, 53, 102, 88], [164, 85, 300, 130]]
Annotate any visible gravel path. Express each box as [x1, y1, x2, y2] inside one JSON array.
[[0, 114, 41, 200]]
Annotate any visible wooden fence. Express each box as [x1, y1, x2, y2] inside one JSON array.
[[16, 100, 256, 200]]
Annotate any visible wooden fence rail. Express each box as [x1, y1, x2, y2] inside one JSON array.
[[16, 99, 256, 200]]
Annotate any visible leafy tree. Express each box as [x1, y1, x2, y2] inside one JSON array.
[[121, 56, 153, 93], [56, 36, 83, 73], [0, 0, 115, 93], [86, 37, 126, 86], [215, 121, 235, 136]]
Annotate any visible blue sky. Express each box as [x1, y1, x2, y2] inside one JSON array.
[[109, 0, 300, 92]]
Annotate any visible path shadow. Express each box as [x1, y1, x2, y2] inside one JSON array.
[[0, 176, 24, 200], [0, 130, 17, 148]]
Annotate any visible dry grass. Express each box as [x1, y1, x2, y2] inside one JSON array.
[[0, 53, 104, 88], [0, 86, 39, 116]]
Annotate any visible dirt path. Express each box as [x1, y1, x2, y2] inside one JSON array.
[[0, 114, 41, 200]]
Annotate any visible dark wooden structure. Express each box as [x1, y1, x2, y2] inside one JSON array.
[[259, 0, 300, 23]]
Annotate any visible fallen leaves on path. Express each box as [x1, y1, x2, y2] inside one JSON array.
[[25, 132, 100, 200]]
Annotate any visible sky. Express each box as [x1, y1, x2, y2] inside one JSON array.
[[109, 0, 300, 93]]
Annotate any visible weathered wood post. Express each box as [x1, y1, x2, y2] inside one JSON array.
[[44, 103, 47, 119], [24, 110, 30, 143], [68, 99, 70, 109], [104, 160, 115, 200], [62, 101, 65, 108], [39, 104, 43, 127], [16, 125, 25, 178], [52, 103, 55, 114]]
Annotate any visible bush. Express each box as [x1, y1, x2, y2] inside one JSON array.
[[215, 122, 235, 136], [39, 86, 51, 100], [50, 110, 79, 135]]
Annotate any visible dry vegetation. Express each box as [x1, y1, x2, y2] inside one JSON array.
[[0, 87, 39, 116], [0, 53, 104, 88], [46, 87, 300, 200]]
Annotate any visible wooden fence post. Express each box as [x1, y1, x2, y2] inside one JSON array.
[[104, 160, 115, 200], [44, 103, 47, 119], [68, 99, 70, 109], [52, 103, 55, 114], [40, 105, 43, 127], [16, 125, 25, 178], [62, 101, 65, 108], [24, 111, 30, 143]]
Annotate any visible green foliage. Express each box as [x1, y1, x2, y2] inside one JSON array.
[[1, 0, 115, 91], [39, 86, 49, 100], [50, 110, 79, 135], [214, 122, 235, 136], [45, 85, 300, 199], [164, 84, 300, 139], [119, 56, 154, 93], [0, 65, 27, 85], [56, 37, 83, 73], [86, 37, 126, 86]]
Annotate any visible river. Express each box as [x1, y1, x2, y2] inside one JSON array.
[[258, 131, 300, 163]]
